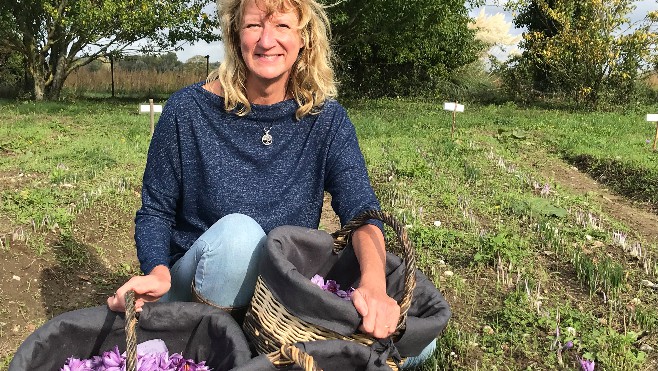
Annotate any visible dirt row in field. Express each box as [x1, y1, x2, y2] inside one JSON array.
[[534, 157, 658, 244]]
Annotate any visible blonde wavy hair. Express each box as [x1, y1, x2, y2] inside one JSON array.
[[208, 0, 337, 119]]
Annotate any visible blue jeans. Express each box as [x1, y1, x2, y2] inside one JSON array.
[[160, 213, 266, 308], [402, 339, 437, 369]]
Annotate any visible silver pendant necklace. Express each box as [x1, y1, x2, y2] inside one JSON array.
[[261, 126, 273, 146]]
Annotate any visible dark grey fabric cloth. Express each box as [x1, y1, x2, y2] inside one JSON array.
[[9, 302, 252, 371], [233, 339, 396, 371], [258, 225, 452, 357]]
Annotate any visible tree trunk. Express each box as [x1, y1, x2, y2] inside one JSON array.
[[46, 70, 66, 100], [32, 71, 46, 101], [31, 54, 69, 101], [45, 37, 71, 101]]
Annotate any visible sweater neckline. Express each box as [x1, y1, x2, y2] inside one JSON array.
[[193, 82, 298, 122]]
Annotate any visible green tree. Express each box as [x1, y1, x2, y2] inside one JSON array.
[[505, 0, 658, 106], [0, 0, 218, 100], [325, 0, 480, 98], [0, 46, 25, 96]]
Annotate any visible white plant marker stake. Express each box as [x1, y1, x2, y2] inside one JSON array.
[[648, 114, 658, 151], [139, 100, 163, 135], [444, 101, 465, 139]]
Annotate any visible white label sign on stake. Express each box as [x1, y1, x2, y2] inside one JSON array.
[[443, 102, 464, 112], [139, 104, 163, 114], [647, 114, 658, 122]]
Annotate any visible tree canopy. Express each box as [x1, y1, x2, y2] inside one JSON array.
[[1, 0, 483, 101], [0, 0, 219, 100], [502, 0, 658, 106], [325, 0, 480, 98]]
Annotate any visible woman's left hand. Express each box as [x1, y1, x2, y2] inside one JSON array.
[[352, 282, 400, 339], [350, 223, 399, 339]]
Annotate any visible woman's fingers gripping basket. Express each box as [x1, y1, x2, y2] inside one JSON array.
[[331, 209, 417, 337]]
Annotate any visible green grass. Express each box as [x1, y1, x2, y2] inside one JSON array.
[[1, 97, 657, 370], [346, 99, 657, 370], [0, 100, 149, 240]]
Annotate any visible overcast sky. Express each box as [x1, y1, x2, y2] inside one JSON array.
[[175, 0, 658, 63]]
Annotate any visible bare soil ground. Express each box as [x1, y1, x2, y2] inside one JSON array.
[[534, 157, 658, 244], [1, 158, 656, 368]]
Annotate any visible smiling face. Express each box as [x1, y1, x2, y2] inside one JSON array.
[[239, 0, 304, 92]]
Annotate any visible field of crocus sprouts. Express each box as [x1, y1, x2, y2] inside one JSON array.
[[1, 99, 657, 370]]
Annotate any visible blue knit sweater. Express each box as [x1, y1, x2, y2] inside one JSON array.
[[135, 82, 381, 274]]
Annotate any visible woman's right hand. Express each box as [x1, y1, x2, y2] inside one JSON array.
[[107, 265, 171, 312]]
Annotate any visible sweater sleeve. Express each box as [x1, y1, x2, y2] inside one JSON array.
[[324, 104, 383, 230], [135, 99, 183, 274]]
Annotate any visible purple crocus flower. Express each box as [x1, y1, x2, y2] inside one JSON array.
[[187, 360, 210, 371], [169, 353, 185, 368], [171, 356, 209, 371], [310, 274, 325, 288], [336, 288, 356, 300], [324, 280, 339, 293], [150, 352, 172, 369], [311, 275, 355, 300], [61, 357, 93, 371], [87, 355, 104, 369], [137, 353, 160, 371], [101, 346, 124, 370], [580, 358, 595, 371]]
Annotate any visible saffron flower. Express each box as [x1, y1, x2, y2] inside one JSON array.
[[310, 274, 355, 300], [324, 279, 339, 293], [101, 346, 124, 370], [579, 357, 595, 371], [61, 357, 93, 371], [561, 340, 573, 351], [170, 353, 211, 371], [310, 274, 325, 287]]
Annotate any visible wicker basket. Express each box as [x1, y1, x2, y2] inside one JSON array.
[[10, 290, 253, 371], [243, 210, 417, 370], [266, 344, 322, 371], [131, 293, 322, 371], [120, 291, 256, 371]]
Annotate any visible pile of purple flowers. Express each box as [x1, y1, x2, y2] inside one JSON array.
[[61, 342, 210, 371], [311, 274, 355, 300]]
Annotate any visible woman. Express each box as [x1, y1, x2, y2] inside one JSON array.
[[108, 0, 434, 365]]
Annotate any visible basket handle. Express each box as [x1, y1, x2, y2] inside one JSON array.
[[125, 290, 138, 371], [266, 344, 323, 371], [331, 210, 417, 336]]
